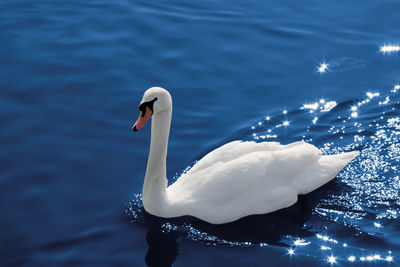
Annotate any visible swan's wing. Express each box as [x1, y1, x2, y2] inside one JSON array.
[[168, 141, 321, 206], [166, 142, 359, 224], [167, 150, 268, 207], [186, 140, 282, 175]]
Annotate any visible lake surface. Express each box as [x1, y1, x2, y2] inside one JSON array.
[[1, 0, 400, 265]]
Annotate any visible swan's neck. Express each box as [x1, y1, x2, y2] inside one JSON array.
[[142, 107, 172, 215]]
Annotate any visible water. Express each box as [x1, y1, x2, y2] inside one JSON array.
[[1, 0, 399, 265]]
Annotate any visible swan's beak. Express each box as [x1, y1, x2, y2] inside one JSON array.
[[133, 106, 152, 132]]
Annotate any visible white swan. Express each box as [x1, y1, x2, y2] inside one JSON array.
[[132, 87, 359, 224]]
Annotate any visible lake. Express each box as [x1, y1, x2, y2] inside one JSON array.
[[1, 0, 399, 265]]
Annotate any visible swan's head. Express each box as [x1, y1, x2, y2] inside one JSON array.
[[132, 87, 172, 132]]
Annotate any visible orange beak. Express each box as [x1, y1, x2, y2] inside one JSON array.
[[132, 106, 152, 132]]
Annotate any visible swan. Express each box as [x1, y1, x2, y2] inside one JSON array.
[[132, 87, 359, 224]]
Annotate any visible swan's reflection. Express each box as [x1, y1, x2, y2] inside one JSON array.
[[144, 214, 179, 267]]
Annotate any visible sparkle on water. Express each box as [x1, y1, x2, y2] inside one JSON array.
[[380, 44, 400, 53], [327, 255, 336, 264], [126, 83, 400, 264], [348, 256, 356, 262], [293, 239, 311, 246], [318, 62, 329, 73]]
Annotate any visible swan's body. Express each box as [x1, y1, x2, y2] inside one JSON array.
[[133, 87, 359, 224]]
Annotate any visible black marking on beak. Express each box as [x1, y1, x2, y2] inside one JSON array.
[[133, 125, 138, 132], [138, 97, 158, 117]]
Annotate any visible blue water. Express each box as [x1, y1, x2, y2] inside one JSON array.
[[1, 0, 400, 265]]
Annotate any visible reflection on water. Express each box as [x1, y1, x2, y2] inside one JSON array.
[[380, 45, 400, 53], [127, 84, 400, 264], [144, 214, 179, 267], [317, 62, 328, 73]]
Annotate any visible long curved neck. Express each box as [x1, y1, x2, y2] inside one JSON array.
[[142, 106, 172, 215]]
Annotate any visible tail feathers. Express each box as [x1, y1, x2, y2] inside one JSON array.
[[296, 150, 360, 195], [319, 150, 360, 168]]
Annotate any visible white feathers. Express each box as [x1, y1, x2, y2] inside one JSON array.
[[167, 141, 358, 224]]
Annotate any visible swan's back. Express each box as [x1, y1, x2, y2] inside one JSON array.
[[186, 141, 281, 175]]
